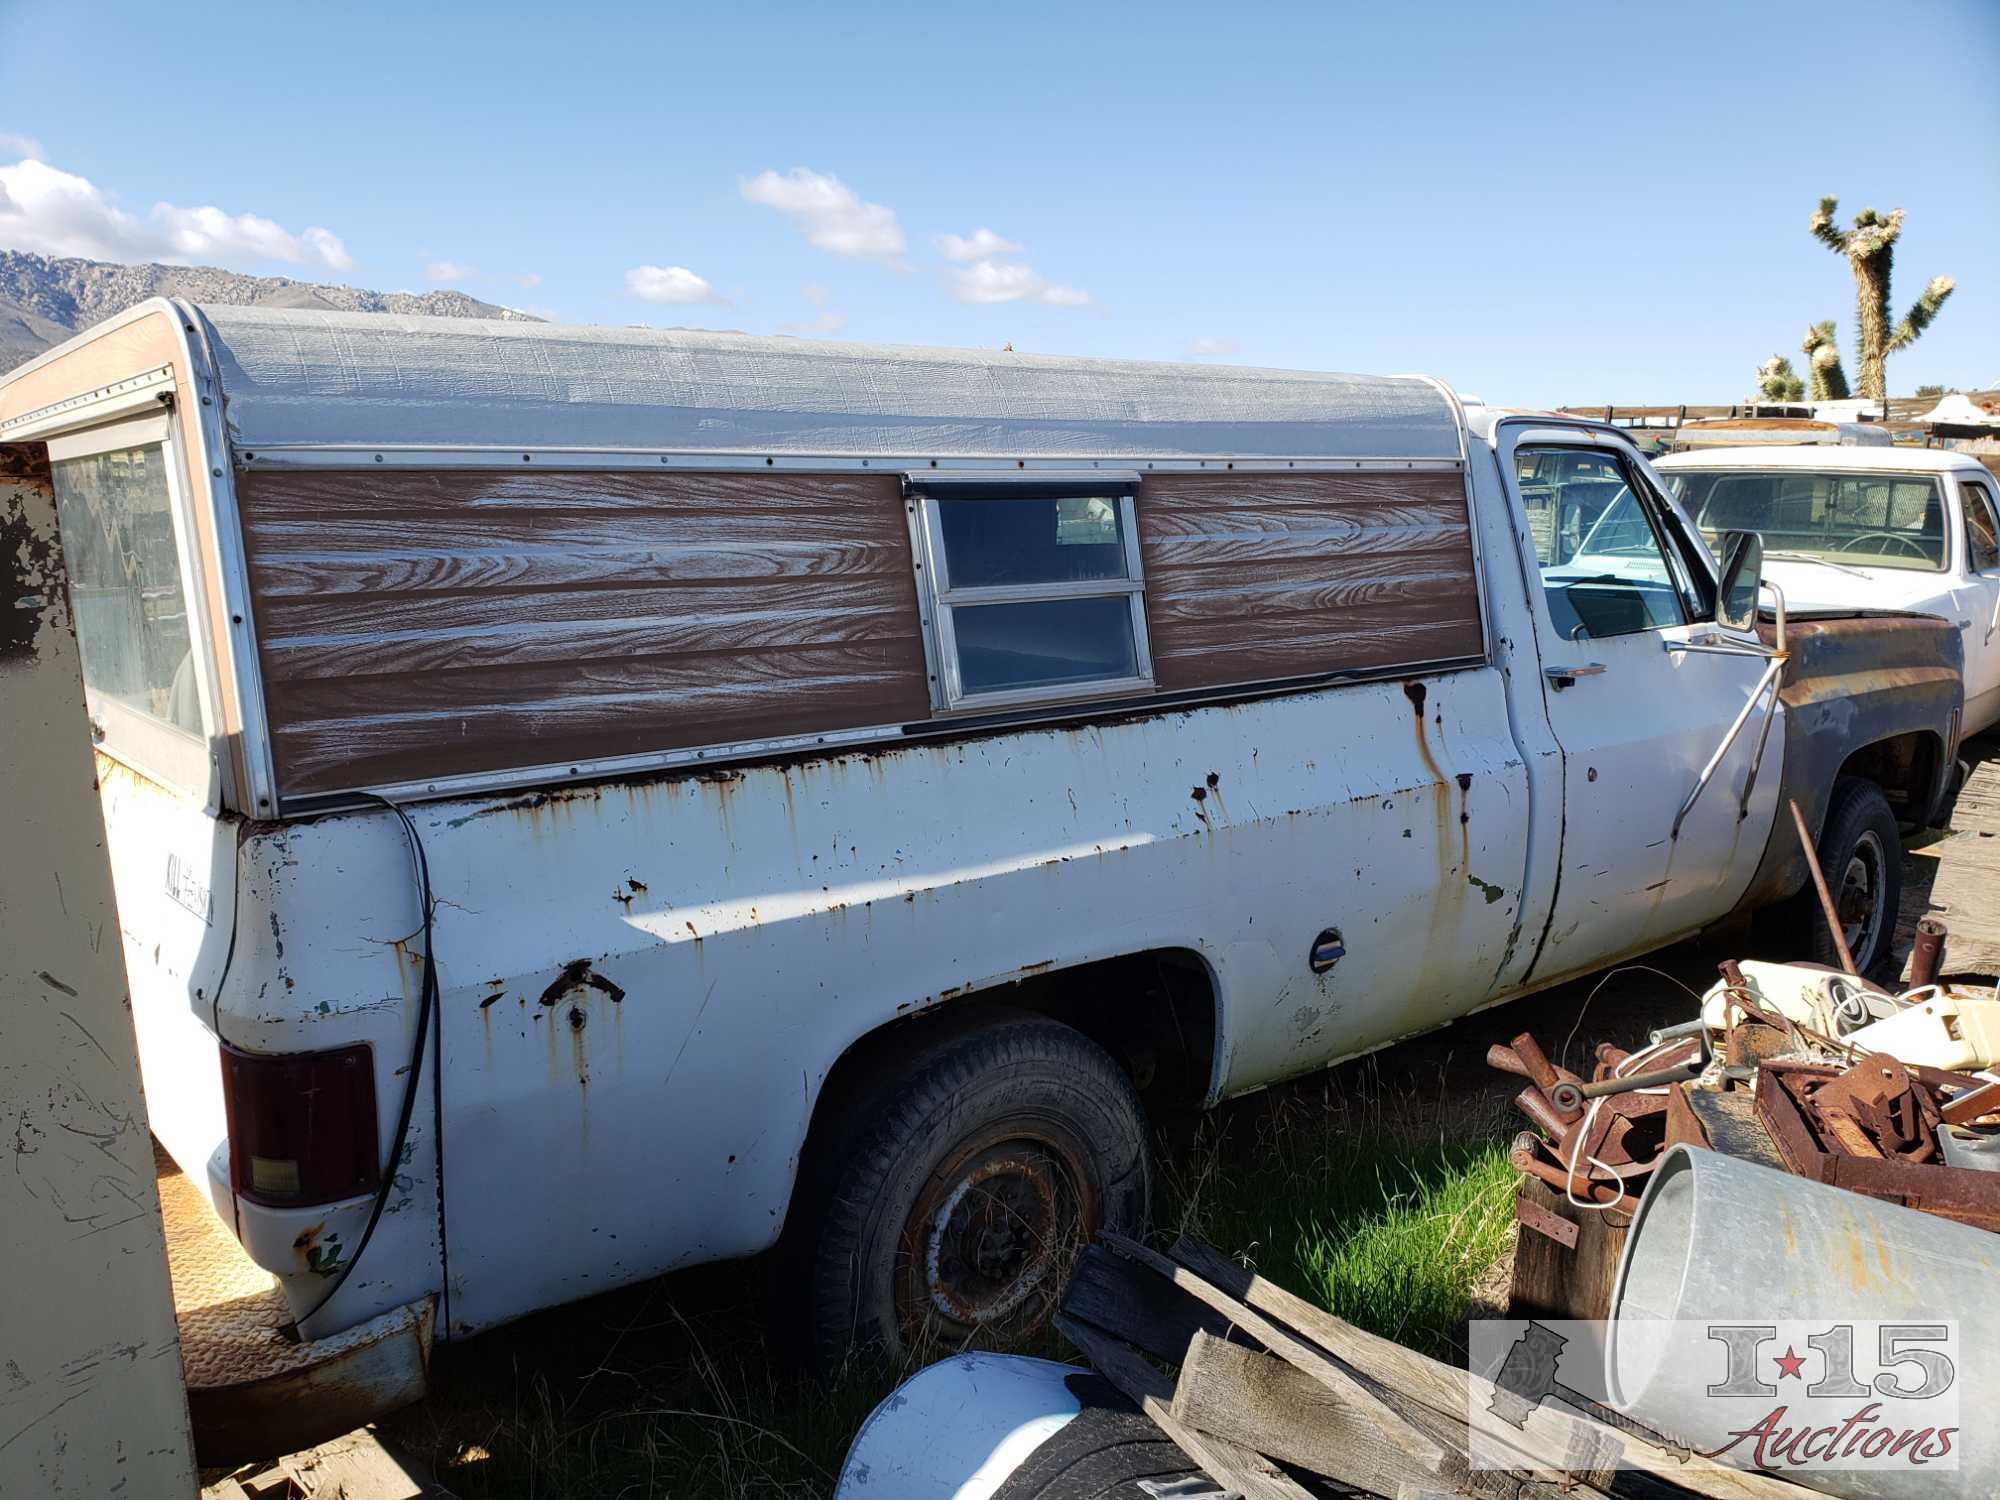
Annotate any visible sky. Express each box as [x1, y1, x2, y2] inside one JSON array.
[[0, 0, 1994, 407]]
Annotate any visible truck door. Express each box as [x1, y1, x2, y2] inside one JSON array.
[[1496, 424, 1779, 982], [1956, 474, 2000, 732]]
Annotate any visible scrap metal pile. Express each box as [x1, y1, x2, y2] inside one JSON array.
[[1496, 931, 2000, 1224]]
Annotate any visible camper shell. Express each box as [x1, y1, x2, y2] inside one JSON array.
[[0, 303, 1963, 1448]]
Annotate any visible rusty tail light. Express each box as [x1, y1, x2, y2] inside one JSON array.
[[219, 1041, 380, 1207]]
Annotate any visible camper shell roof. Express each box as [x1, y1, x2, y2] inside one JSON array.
[[0, 300, 1463, 463]]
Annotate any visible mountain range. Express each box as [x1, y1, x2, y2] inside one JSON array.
[[0, 250, 538, 374]]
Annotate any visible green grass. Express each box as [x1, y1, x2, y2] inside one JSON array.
[[386, 1078, 1518, 1496], [1162, 1095, 1518, 1361]]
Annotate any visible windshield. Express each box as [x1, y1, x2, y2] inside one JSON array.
[[1664, 469, 1947, 573]]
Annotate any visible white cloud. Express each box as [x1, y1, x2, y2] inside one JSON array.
[[625, 264, 722, 304], [0, 132, 45, 161], [782, 284, 847, 336], [1187, 336, 1243, 358], [950, 257, 1090, 308], [0, 156, 352, 270], [424, 259, 473, 284], [935, 226, 1022, 262], [741, 167, 906, 264]]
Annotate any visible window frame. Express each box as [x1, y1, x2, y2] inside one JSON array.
[[1511, 442, 1707, 638], [905, 473, 1155, 713], [1960, 476, 2000, 575], [45, 413, 218, 802]]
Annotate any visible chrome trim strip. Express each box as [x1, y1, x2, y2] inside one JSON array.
[[235, 445, 1467, 474]]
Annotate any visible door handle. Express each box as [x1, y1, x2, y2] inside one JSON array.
[[1544, 663, 1606, 690]]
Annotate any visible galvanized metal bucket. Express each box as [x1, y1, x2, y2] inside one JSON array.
[[1608, 1144, 2000, 1499]]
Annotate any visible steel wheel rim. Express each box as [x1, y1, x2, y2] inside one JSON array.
[[1837, 830, 1888, 962], [894, 1119, 1097, 1348]]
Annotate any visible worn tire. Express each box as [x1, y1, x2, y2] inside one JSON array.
[[808, 1018, 1150, 1372], [1805, 777, 1902, 977]]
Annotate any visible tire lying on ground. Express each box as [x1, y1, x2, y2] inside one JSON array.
[[808, 1016, 1151, 1371], [1805, 776, 1902, 977]]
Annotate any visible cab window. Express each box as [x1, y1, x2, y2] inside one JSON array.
[[1515, 447, 1692, 640]]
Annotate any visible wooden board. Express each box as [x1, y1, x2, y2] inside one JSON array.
[[1137, 471, 1484, 690], [235, 468, 931, 798], [1506, 1177, 1629, 1324], [1905, 733, 2000, 980]]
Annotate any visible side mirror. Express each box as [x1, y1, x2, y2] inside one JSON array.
[[1715, 530, 1764, 632]]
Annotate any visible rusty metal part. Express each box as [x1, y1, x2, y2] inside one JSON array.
[[1728, 611, 1961, 924], [1515, 1195, 1579, 1249], [1754, 1060, 2000, 1231], [1508, 1132, 1622, 1206], [1486, 1042, 1532, 1080], [1942, 1077, 2000, 1128], [1908, 916, 1949, 989], [1549, 1060, 1704, 1115], [1507, 1032, 1582, 1120], [1514, 1085, 1573, 1141], [1508, 1031, 1574, 1089], [1593, 1042, 1631, 1078], [1811, 1051, 1941, 1162], [1723, 1016, 1792, 1077], [1791, 797, 1859, 976], [895, 1125, 1092, 1343]]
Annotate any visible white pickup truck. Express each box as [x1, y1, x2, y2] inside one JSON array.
[[0, 307, 1963, 1406], [1657, 445, 2000, 736]]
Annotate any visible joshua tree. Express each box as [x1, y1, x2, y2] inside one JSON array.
[[1808, 198, 1954, 402], [1756, 354, 1805, 402], [1800, 319, 1851, 401]]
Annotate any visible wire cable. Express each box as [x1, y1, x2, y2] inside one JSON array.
[[279, 794, 441, 1340]]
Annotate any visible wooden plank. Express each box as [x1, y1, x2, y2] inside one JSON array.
[[1168, 1237, 1804, 1500], [1053, 1315, 1328, 1500], [1908, 736, 2000, 979], [279, 1428, 431, 1499], [1173, 1332, 1603, 1500], [1506, 1178, 1627, 1323], [1061, 1243, 1248, 1364], [1101, 1234, 1459, 1482]]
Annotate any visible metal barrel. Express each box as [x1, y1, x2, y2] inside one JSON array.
[[1606, 1146, 2000, 1499]]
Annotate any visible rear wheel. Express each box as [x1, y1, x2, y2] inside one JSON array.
[[808, 1018, 1150, 1372], [1805, 777, 1901, 977]]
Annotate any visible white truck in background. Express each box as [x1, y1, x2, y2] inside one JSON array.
[[1658, 445, 2000, 735]]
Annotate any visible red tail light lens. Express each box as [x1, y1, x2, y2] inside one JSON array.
[[219, 1042, 380, 1207]]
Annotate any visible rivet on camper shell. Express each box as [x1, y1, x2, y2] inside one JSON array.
[[211, 467, 223, 478], [374, 454, 384, 462], [232, 614, 243, 625]]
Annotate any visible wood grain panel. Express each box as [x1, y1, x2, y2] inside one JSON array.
[[235, 468, 928, 798], [1137, 472, 1482, 691]]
